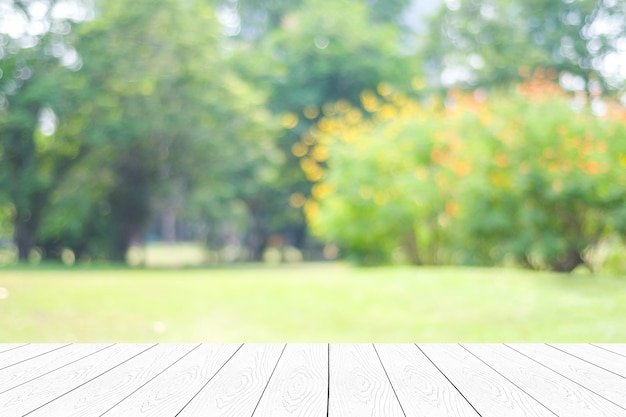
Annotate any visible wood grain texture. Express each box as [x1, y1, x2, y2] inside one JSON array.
[[549, 344, 626, 377], [253, 344, 327, 417], [508, 343, 626, 409], [328, 344, 404, 417], [1, 343, 625, 416], [419, 344, 554, 417], [0, 345, 28, 354], [27, 344, 196, 417], [103, 344, 241, 417], [0, 343, 153, 416], [0, 344, 69, 370], [375, 344, 479, 417], [0, 344, 111, 393], [178, 344, 285, 417], [465, 344, 626, 417]]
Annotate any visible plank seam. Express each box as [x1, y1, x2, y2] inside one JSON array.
[[504, 343, 626, 412], [0, 343, 72, 372], [546, 344, 626, 380], [98, 343, 203, 417], [372, 344, 406, 417], [326, 343, 330, 417], [0, 344, 115, 395], [415, 344, 484, 417], [250, 344, 287, 417], [174, 343, 244, 417], [590, 344, 626, 359], [459, 344, 559, 417], [0, 344, 29, 354], [21, 344, 157, 416]]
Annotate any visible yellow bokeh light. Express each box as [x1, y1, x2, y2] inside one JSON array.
[[335, 99, 351, 113], [281, 112, 299, 129], [291, 142, 308, 157], [378, 104, 397, 120], [377, 82, 392, 96], [303, 105, 319, 119], [361, 90, 381, 113], [289, 192, 306, 208], [312, 146, 328, 162], [301, 133, 316, 145], [303, 200, 320, 220], [312, 183, 333, 199], [346, 108, 362, 124], [322, 103, 336, 116]]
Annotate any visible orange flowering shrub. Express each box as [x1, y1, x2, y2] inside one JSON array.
[[300, 79, 626, 270]]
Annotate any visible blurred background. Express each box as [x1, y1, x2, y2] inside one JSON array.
[[1, 0, 626, 342]]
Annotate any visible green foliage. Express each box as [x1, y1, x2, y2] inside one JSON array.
[[226, 0, 420, 258], [38, 0, 281, 260], [307, 78, 626, 271], [0, 1, 87, 260], [423, 0, 626, 91]]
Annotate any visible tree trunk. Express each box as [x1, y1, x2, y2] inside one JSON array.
[[245, 200, 267, 262], [14, 209, 38, 262], [552, 248, 584, 273]]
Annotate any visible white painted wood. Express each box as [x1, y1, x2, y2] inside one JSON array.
[[27, 344, 196, 417], [178, 344, 285, 417], [0, 344, 111, 393], [465, 344, 626, 417], [592, 344, 626, 357], [507, 343, 626, 409], [0, 344, 69, 370], [0, 343, 624, 416], [0, 343, 153, 416], [0, 345, 28, 354], [549, 344, 626, 377], [328, 344, 404, 417], [375, 344, 479, 416], [103, 344, 241, 417], [253, 344, 327, 417], [419, 344, 554, 417]]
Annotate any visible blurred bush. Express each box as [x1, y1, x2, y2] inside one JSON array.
[[304, 74, 626, 271]]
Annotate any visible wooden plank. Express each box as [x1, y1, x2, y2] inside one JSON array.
[[592, 344, 626, 357], [27, 344, 197, 417], [0, 344, 111, 393], [549, 344, 626, 377], [0, 344, 28, 354], [375, 344, 479, 417], [103, 344, 241, 417], [507, 344, 626, 409], [0, 344, 69, 370], [419, 344, 554, 417], [328, 344, 404, 417], [465, 344, 626, 417], [0, 343, 153, 416], [253, 344, 327, 417], [178, 344, 285, 417]]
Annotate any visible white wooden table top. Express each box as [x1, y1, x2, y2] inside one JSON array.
[[0, 343, 624, 416]]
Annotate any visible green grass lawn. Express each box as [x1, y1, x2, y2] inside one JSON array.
[[0, 263, 625, 342]]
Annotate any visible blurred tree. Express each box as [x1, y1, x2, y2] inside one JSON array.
[[0, 0, 88, 260], [62, 0, 279, 261], [226, 0, 420, 259], [422, 0, 626, 92]]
